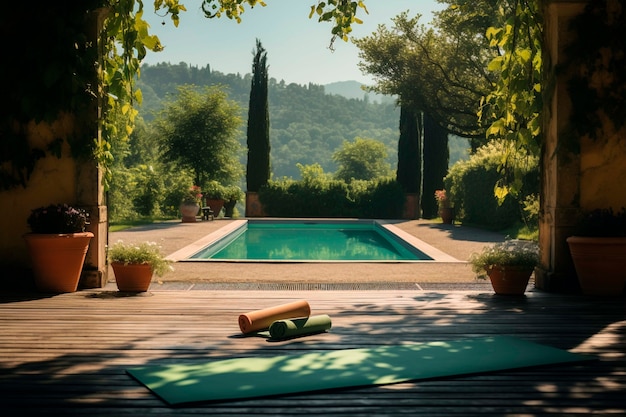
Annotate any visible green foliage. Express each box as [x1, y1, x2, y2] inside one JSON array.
[[156, 85, 244, 185], [130, 165, 166, 217], [246, 39, 271, 192], [444, 140, 539, 231], [224, 185, 245, 202], [108, 240, 173, 277], [332, 137, 393, 182], [259, 166, 405, 219], [203, 180, 229, 200], [307, 0, 369, 49], [181, 185, 203, 205], [354, 2, 499, 141], [469, 239, 539, 279], [479, 0, 543, 200]]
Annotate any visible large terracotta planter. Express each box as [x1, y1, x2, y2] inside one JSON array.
[[180, 203, 199, 222], [486, 266, 533, 295], [23, 232, 94, 293], [439, 207, 455, 224], [111, 262, 153, 292], [566, 236, 626, 296], [206, 198, 225, 217]]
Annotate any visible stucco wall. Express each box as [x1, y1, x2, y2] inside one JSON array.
[[580, 128, 626, 211], [0, 115, 79, 266]]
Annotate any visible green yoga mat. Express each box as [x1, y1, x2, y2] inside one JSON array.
[[126, 335, 593, 406], [269, 314, 332, 340]]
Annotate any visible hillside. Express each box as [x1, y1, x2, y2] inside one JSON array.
[[137, 62, 400, 180], [136, 62, 468, 180]]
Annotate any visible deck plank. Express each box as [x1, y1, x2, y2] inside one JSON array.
[[0, 288, 624, 416]]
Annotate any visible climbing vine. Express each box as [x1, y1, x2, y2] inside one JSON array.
[[479, 0, 543, 202]]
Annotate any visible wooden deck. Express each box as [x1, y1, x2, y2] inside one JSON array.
[[0, 287, 624, 416]]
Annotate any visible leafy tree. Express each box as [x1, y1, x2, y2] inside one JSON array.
[[246, 39, 271, 192], [354, 3, 500, 142], [396, 104, 421, 193], [333, 137, 393, 182], [156, 85, 244, 186]]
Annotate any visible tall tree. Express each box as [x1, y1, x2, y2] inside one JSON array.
[[156, 85, 243, 186], [354, 4, 499, 143], [422, 113, 449, 219], [396, 104, 421, 194], [246, 39, 270, 192], [332, 137, 393, 182]]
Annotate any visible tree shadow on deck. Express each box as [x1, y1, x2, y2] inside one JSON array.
[[0, 290, 623, 415]]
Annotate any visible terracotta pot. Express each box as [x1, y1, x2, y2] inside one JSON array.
[[111, 262, 153, 292], [439, 207, 455, 224], [23, 232, 94, 293], [567, 236, 626, 296], [206, 198, 225, 217], [180, 203, 199, 222], [486, 266, 533, 295]]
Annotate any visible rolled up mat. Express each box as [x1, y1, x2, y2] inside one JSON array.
[[269, 314, 332, 340], [238, 300, 311, 334]]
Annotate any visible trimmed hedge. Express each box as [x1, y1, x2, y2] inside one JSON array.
[[259, 177, 406, 219]]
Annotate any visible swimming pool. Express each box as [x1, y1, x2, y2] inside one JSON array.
[[170, 219, 460, 263]]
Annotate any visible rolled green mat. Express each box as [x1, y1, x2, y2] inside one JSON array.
[[269, 314, 332, 340]]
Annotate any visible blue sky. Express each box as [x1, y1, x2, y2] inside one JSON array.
[[142, 0, 443, 86]]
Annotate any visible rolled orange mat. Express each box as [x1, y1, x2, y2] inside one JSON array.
[[238, 300, 311, 334]]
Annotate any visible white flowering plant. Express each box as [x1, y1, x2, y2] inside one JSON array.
[[108, 240, 173, 277], [469, 239, 539, 279]]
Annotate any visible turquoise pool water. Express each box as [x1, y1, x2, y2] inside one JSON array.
[[188, 220, 433, 261]]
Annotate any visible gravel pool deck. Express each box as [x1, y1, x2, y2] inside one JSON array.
[[108, 218, 512, 291]]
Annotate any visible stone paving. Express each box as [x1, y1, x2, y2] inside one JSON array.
[[108, 218, 509, 290]]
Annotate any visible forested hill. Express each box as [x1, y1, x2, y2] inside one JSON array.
[[137, 62, 400, 180]]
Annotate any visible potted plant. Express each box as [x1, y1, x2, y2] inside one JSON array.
[[203, 180, 228, 217], [435, 189, 455, 224], [108, 240, 172, 292], [566, 207, 626, 296], [223, 185, 244, 218], [469, 239, 540, 295], [180, 185, 203, 223], [23, 203, 94, 293]]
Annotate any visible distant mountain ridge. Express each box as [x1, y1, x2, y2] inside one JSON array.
[[324, 80, 396, 104]]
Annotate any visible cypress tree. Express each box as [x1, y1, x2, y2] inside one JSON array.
[[421, 113, 449, 218], [396, 104, 422, 193], [246, 39, 270, 192]]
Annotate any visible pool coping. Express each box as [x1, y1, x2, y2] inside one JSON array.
[[167, 219, 463, 263]]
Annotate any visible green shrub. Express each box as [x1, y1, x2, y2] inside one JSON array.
[[108, 240, 173, 277], [131, 165, 165, 217], [444, 140, 539, 230], [259, 175, 404, 218]]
